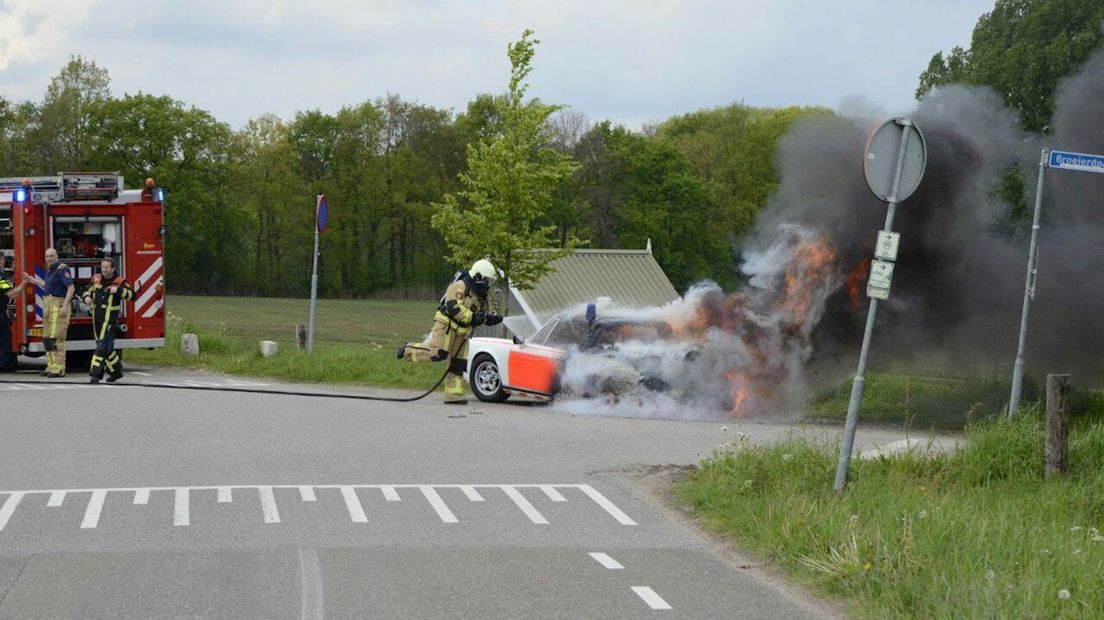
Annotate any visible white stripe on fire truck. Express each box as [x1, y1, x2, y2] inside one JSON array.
[[133, 275, 163, 316], [33, 266, 44, 319], [132, 258, 163, 312], [141, 297, 163, 319], [134, 257, 163, 291]]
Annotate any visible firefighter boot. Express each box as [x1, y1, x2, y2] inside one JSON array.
[[89, 352, 105, 383], [105, 351, 123, 383], [443, 358, 468, 405]]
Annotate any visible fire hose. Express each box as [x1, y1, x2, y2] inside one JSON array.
[[0, 336, 469, 403]]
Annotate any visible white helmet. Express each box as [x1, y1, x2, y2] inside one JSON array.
[[470, 258, 498, 283]]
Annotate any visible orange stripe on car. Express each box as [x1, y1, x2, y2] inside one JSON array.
[[507, 350, 559, 394]]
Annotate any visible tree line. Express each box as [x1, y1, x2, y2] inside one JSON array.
[[0, 52, 820, 298]]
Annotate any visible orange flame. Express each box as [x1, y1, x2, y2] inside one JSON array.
[[726, 371, 749, 416], [780, 240, 836, 321], [846, 260, 871, 311]]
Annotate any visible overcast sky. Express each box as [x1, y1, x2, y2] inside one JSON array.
[[0, 0, 994, 129]]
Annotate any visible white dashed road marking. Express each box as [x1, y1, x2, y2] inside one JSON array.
[[298, 548, 325, 620], [381, 486, 401, 502], [80, 490, 107, 529], [0, 484, 635, 531], [579, 484, 638, 526], [589, 552, 624, 570], [420, 486, 458, 524], [540, 485, 567, 502], [259, 486, 281, 523], [340, 486, 368, 523], [632, 586, 672, 610], [174, 488, 190, 526], [460, 485, 484, 501], [0, 492, 24, 531], [502, 486, 549, 525]]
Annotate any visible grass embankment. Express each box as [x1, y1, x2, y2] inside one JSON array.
[[805, 372, 1038, 430], [679, 411, 1104, 618], [126, 295, 442, 389]]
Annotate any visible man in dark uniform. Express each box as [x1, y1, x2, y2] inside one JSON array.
[[82, 257, 133, 383], [0, 253, 30, 372]]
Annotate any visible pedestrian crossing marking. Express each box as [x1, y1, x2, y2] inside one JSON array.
[[0, 484, 637, 531]]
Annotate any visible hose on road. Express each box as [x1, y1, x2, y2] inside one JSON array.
[[0, 338, 467, 403]]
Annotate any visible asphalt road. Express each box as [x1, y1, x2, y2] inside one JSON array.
[[0, 365, 921, 619]]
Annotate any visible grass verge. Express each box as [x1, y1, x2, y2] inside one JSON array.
[[678, 414, 1104, 618], [125, 295, 442, 389], [807, 372, 1104, 430]]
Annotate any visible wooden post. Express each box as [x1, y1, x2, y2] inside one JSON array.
[[1045, 374, 1070, 477], [295, 324, 307, 350]]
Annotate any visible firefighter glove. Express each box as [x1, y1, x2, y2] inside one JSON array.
[[485, 312, 503, 326], [470, 311, 486, 327]]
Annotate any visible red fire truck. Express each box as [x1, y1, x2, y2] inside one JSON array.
[[1, 173, 166, 367]]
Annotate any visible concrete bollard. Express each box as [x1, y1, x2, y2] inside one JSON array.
[[181, 333, 200, 356], [259, 340, 278, 359]]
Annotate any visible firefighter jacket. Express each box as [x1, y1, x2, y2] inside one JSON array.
[[435, 271, 489, 332], [83, 274, 134, 330]]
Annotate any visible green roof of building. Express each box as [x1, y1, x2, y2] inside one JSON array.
[[512, 246, 680, 324]]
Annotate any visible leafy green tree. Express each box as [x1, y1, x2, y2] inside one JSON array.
[[90, 92, 240, 292], [234, 114, 304, 294], [432, 29, 580, 291], [654, 104, 831, 287], [600, 123, 723, 292], [38, 55, 111, 171], [917, 0, 1104, 132], [0, 98, 40, 174]]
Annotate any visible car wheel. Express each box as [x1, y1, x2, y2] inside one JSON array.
[[470, 354, 509, 403]]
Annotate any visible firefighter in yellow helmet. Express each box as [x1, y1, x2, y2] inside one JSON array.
[[398, 259, 503, 404]]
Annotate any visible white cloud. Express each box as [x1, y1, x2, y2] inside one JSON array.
[[0, 0, 101, 71], [0, 0, 993, 128]]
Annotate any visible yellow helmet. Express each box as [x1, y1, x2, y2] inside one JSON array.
[[470, 259, 498, 283]]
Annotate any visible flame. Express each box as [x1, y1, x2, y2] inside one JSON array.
[[780, 240, 836, 321], [846, 260, 871, 311], [726, 371, 749, 415]]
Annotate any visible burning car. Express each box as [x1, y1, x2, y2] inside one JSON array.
[[468, 225, 849, 419]]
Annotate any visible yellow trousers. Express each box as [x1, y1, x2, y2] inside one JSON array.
[[403, 316, 470, 402], [43, 296, 70, 375]]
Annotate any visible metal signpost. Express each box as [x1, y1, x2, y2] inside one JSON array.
[[834, 117, 927, 491], [307, 194, 328, 353], [1008, 149, 1104, 415]]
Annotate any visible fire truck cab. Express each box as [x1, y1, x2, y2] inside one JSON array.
[[1, 172, 166, 367]]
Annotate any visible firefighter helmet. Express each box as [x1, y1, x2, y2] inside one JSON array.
[[470, 259, 498, 283]]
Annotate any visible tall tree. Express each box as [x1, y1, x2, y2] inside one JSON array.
[[432, 29, 580, 290], [38, 56, 110, 171], [917, 0, 1104, 132]]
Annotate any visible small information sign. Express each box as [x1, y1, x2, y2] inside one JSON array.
[[875, 231, 900, 262]]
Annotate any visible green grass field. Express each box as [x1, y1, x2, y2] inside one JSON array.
[[126, 295, 443, 389], [678, 415, 1104, 618]]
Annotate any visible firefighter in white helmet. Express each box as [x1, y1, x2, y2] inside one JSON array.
[[398, 259, 503, 404]]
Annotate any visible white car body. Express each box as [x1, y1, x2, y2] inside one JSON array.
[[465, 317, 566, 402]]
